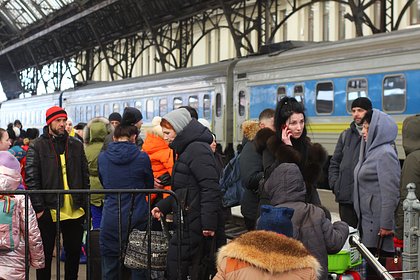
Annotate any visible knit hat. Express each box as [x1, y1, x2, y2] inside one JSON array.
[[122, 107, 143, 126], [46, 106, 67, 125], [108, 112, 122, 123], [163, 108, 192, 134], [0, 151, 21, 190], [151, 116, 163, 137], [351, 97, 372, 111], [8, 146, 26, 162], [198, 118, 211, 130], [256, 205, 294, 237]]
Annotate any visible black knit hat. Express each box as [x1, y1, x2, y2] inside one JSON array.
[[108, 112, 122, 123], [122, 107, 143, 126], [351, 97, 372, 111]]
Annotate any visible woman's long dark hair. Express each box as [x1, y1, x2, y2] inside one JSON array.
[[274, 96, 309, 168]]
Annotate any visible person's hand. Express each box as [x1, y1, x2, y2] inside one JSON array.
[[36, 210, 44, 219], [202, 230, 215, 237], [151, 207, 162, 220], [379, 228, 394, 237], [281, 124, 292, 146], [154, 178, 164, 189]]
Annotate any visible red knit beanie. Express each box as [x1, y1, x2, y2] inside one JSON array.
[[46, 106, 67, 125]]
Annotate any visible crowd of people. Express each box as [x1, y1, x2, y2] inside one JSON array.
[[0, 95, 413, 280]]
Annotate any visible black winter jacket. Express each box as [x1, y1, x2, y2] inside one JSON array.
[[25, 126, 90, 214], [328, 122, 362, 204], [255, 128, 328, 206], [156, 119, 226, 279]]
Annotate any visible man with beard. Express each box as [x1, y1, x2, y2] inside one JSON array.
[[329, 97, 372, 228], [25, 106, 89, 280]]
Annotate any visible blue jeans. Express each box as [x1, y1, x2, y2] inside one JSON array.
[[101, 256, 147, 280]]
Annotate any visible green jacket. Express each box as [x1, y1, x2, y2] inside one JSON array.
[[395, 115, 420, 239], [84, 117, 111, 206]]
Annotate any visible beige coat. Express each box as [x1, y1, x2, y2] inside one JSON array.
[[213, 230, 320, 280]]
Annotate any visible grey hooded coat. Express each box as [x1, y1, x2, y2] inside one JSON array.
[[353, 109, 400, 252]]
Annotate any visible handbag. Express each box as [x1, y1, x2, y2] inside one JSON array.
[[376, 236, 402, 279], [122, 194, 172, 271]]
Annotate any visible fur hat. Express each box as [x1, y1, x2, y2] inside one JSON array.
[[46, 106, 67, 125], [351, 97, 372, 111], [163, 108, 192, 134], [257, 205, 294, 237], [151, 116, 163, 137], [122, 107, 143, 126]]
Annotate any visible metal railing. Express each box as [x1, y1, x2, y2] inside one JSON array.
[[0, 188, 182, 280]]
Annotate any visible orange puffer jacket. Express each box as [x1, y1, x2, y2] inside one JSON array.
[[142, 133, 174, 202], [214, 230, 320, 280]]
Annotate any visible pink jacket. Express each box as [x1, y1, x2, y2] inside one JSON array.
[[0, 166, 44, 280]]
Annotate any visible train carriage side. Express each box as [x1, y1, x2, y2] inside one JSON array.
[[232, 28, 420, 160], [60, 60, 237, 148], [0, 93, 59, 130]]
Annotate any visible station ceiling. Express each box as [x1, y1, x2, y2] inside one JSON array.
[[0, 0, 237, 73]]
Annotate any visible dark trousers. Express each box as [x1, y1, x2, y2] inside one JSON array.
[[338, 203, 358, 228], [36, 212, 85, 280]]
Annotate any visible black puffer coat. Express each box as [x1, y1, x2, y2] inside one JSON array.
[[25, 126, 89, 214], [156, 119, 226, 280], [255, 128, 328, 206]]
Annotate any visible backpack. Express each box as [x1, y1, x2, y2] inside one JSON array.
[[219, 153, 244, 208], [0, 195, 21, 251]]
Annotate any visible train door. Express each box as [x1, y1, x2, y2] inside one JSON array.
[[234, 82, 249, 144]]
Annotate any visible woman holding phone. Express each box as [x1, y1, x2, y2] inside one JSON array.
[[255, 96, 328, 205]]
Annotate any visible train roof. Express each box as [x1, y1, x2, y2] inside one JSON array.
[[64, 59, 237, 94], [235, 27, 420, 75]]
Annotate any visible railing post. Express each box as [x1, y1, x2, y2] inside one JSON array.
[[403, 183, 420, 280]]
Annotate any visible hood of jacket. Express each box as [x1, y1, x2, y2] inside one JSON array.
[[242, 120, 260, 141], [103, 141, 140, 165], [83, 117, 111, 144], [217, 230, 320, 275], [264, 163, 306, 204], [169, 118, 213, 154], [142, 133, 169, 155], [0, 166, 21, 191], [402, 114, 420, 156], [365, 109, 398, 155]]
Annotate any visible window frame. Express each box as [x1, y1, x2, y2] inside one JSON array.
[[315, 81, 334, 115], [382, 74, 406, 113], [346, 78, 368, 113]]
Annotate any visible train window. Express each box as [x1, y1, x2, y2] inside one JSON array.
[[293, 85, 304, 104], [94, 104, 100, 117], [123, 102, 129, 109], [113, 103, 120, 113], [346, 79, 368, 113], [159, 98, 168, 116], [146, 99, 154, 120], [103, 104, 109, 117], [215, 93, 222, 117], [86, 106, 92, 121], [188, 96, 199, 110], [238, 91, 246, 116], [277, 86, 286, 102], [383, 75, 406, 112], [203, 94, 211, 118], [173, 97, 183, 110], [79, 106, 85, 122], [135, 101, 142, 112], [316, 82, 334, 114]]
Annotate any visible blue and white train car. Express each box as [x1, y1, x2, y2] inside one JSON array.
[[232, 28, 420, 158]]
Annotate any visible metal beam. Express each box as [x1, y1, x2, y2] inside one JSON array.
[[0, 0, 119, 56]]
